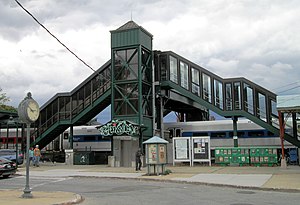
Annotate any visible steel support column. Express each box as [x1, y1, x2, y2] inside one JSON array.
[[278, 111, 287, 168], [233, 116, 238, 147]]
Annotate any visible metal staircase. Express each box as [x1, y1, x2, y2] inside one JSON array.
[[31, 61, 112, 149]]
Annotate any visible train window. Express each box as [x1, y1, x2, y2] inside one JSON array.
[[248, 130, 265, 137], [237, 131, 244, 137], [175, 128, 181, 137], [84, 136, 96, 141], [228, 131, 245, 137], [193, 132, 209, 136], [63, 133, 69, 139], [169, 129, 174, 139], [211, 132, 226, 138]]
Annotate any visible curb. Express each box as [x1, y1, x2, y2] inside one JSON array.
[[55, 194, 84, 205]]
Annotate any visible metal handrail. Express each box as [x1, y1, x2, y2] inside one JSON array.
[[32, 80, 111, 142]]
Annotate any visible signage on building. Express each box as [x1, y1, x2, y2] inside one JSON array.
[[97, 119, 139, 136]]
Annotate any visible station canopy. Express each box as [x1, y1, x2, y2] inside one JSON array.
[[277, 95, 300, 112]]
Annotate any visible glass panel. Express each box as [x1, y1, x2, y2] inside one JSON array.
[[114, 49, 138, 81], [244, 83, 254, 114], [160, 56, 167, 81], [225, 83, 232, 110], [202, 73, 211, 103], [234, 82, 241, 109], [128, 99, 138, 114], [142, 83, 152, 116], [142, 49, 152, 83], [191, 68, 200, 96], [271, 100, 277, 116], [114, 100, 125, 115], [214, 80, 223, 109], [169, 55, 178, 84], [180, 61, 189, 90], [258, 93, 267, 121]]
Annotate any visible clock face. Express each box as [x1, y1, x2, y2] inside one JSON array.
[[26, 100, 40, 122]]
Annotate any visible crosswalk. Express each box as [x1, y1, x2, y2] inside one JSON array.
[[0, 175, 72, 190]]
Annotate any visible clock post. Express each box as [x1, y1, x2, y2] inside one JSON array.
[[18, 92, 40, 198]]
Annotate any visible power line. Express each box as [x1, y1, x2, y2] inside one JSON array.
[[277, 85, 300, 95], [15, 0, 96, 73]]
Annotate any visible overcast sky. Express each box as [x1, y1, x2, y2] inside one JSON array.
[[1, 0, 300, 123]]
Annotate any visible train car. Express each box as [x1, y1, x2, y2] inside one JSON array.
[[0, 128, 26, 150], [164, 119, 295, 149], [62, 125, 112, 164], [62, 125, 111, 152]]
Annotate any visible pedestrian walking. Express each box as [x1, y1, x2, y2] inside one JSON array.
[[33, 145, 41, 167], [135, 148, 143, 171]]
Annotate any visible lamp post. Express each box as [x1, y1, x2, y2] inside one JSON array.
[[18, 92, 40, 198]]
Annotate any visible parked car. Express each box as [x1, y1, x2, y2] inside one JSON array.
[[0, 149, 23, 164], [0, 157, 17, 178]]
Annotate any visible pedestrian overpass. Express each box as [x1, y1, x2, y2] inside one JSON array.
[[30, 21, 300, 149]]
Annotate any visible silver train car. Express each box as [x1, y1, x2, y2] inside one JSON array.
[[62, 125, 111, 152], [164, 119, 294, 149]]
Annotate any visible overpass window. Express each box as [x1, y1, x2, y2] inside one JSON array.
[[214, 80, 223, 110], [271, 100, 277, 116], [244, 83, 254, 114], [180, 61, 189, 90], [202, 73, 211, 103], [225, 83, 233, 110], [234, 82, 241, 109], [191, 68, 200, 96], [169, 56, 178, 84], [258, 92, 267, 121]]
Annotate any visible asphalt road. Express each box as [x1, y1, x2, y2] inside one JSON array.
[[1, 175, 300, 205]]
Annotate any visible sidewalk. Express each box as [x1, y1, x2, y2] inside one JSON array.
[[1, 163, 300, 205]]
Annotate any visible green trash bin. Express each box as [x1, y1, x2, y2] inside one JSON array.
[[74, 151, 95, 165]]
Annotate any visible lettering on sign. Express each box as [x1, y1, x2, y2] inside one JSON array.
[[97, 119, 139, 136]]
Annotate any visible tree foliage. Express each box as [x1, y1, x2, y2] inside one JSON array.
[[0, 88, 17, 112]]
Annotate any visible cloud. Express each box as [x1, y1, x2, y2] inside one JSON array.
[[1, 0, 300, 117]]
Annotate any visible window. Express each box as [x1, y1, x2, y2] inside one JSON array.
[[225, 83, 232, 110], [234, 82, 241, 109], [202, 73, 211, 103], [169, 56, 178, 83], [180, 61, 189, 90], [271, 100, 277, 116], [258, 92, 266, 121], [191, 68, 200, 96], [244, 83, 254, 114], [214, 80, 223, 109]]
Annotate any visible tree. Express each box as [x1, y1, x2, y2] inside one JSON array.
[[0, 87, 10, 104], [0, 88, 16, 112]]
